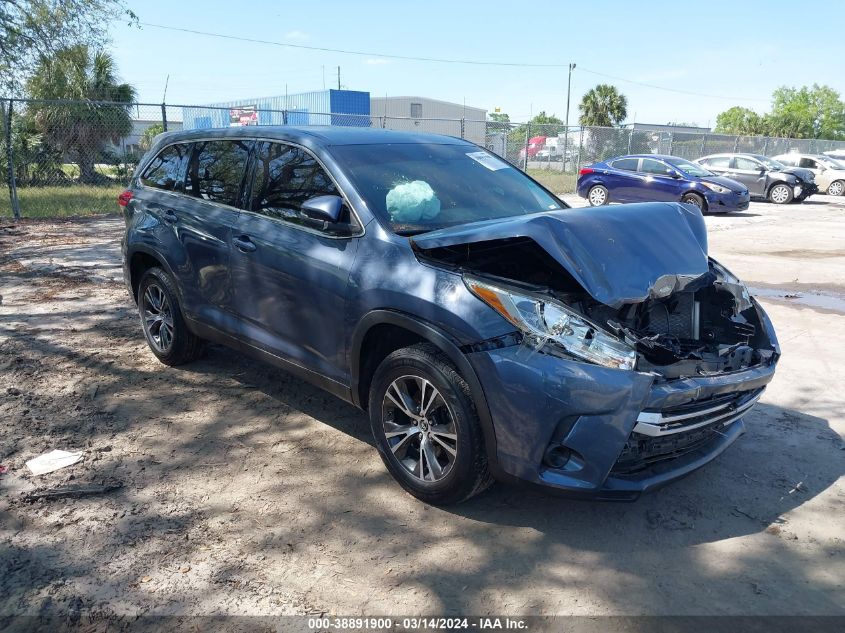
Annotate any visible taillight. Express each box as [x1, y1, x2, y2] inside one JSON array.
[[118, 190, 133, 207], [579, 167, 594, 176]]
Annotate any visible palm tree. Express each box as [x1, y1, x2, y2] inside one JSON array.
[[578, 84, 628, 128], [26, 45, 136, 183]]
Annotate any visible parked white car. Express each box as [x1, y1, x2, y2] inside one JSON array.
[[773, 153, 845, 196]]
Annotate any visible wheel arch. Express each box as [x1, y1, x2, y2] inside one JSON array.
[[127, 246, 179, 304], [680, 189, 708, 212], [350, 310, 501, 474]]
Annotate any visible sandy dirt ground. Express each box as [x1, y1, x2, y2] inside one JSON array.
[[1, 196, 844, 621]]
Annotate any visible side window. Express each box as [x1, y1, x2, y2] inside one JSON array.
[[640, 158, 671, 175], [735, 157, 761, 171], [703, 156, 730, 168], [611, 157, 639, 171], [249, 142, 352, 234], [799, 157, 817, 169], [186, 140, 252, 207], [139, 143, 190, 191]]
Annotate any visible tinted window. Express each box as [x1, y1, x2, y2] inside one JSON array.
[[611, 157, 639, 171], [735, 157, 761, 171], [640, 158, 671, 175], [799, 157, 818, 169], [140, 143, 190, 191], [703, 156, 731, 168], [186, 140, 251, 207], [249, 142, 348, 233]]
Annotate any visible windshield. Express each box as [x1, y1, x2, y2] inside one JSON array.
[[666, 157, 712, 177], [331, 143, 565, 234], [757, 156, 786, 170]]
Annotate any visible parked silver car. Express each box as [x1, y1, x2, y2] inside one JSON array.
[[772, 153, 845, 197], [695, 153, 817, 204]]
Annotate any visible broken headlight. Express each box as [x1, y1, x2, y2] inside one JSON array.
[[465, 277, 637, 370]]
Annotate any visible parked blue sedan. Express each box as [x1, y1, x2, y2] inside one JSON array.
[[577, 154, 750, 213]]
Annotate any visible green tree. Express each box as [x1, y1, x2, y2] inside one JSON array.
[[26, 45, 137, 183], [767, 85, 845, 139], [529, 111, 564, 135], [714, 106, 767, 136], [139, 122, 165, 151], [1, 0, 135, 94], [488, 112, 510, 124], [578, 84, 628, 127]]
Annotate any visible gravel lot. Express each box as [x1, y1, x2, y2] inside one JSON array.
[[1, 195, 844, 621]]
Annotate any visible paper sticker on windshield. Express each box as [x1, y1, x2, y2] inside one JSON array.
[[466, 151, 510, 171]]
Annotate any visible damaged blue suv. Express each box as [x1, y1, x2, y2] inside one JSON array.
[[121, 127, 780, 504]]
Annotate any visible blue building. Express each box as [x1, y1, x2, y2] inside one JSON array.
[[182, 89, 371, 130]]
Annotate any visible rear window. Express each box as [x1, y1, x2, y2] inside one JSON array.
[[140, 143, 191, 191], [611, 157, 638, 171], [186, 140, 252, 207]]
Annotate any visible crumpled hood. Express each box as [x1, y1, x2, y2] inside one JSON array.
[[411, 202, 710, 308], [779, 166, 814, 182]]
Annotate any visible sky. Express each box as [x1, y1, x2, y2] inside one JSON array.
[[107, 0, 845, 126]]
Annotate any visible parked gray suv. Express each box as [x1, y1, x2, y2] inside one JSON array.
[[121, 126, 780, 504], [695, 153, 817, 204]]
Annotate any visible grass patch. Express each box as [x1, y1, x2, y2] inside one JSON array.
[[526, 169, 577, 195], [0, 184, 124, 218]]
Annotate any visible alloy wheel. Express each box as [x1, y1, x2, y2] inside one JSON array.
[[829, 181, 844, 196], [142, 283, 175, 353], [381, 375, 458, 482], [771, 185, 790, 204], [588, 187, 607, 206]]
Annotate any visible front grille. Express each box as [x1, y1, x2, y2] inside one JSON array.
[[611, 388, 764, 474]]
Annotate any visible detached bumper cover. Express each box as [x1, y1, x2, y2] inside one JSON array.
[[468, 346, 777, 500]]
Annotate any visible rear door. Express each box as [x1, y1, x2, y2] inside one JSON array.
[[606, 157, 640, 201], [177, 139, 252, 327], [229, 141, 362, 384]]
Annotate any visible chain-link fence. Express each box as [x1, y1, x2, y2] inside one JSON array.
[[4, 96, 845, 218]]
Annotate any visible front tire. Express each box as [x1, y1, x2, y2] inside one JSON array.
[[768, 182, 794, 204], [368, 343, 492, 505], [587, 184, 609, 206], [828, 180, 844, 196], [681, 192, 706, 212], [138, 267, 204, 366]]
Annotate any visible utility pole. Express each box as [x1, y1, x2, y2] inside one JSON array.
[[562, 62, 576, 172]]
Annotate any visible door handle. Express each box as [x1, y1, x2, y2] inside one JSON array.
[[233, 235, 257, 253], [162, 209, 178, 223]]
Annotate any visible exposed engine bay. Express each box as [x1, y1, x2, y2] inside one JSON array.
[[416, 236, 779, 379]]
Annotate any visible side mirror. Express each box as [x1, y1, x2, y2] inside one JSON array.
[[669, 170, 682, 179], [301, 195, 344, 224]]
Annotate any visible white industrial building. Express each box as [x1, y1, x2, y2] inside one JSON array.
[[370, 96, 487, 145]]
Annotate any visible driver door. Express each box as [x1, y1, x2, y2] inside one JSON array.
[[727, 157, 767, 196], [229, 141, 362, 385]]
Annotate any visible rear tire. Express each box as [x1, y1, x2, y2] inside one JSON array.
[[368, 343, 492, 505], [768, 182, 794, 204], [828, 180, 844, 196], [587, 184, 609, 206], [681, 192, 706, 212], [138, 267, 204, 366]]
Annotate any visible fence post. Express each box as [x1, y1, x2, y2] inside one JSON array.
[[699, 134, 706, 156], [160, 103, 168, 132], [668, 132, 673, 156], [381, 115, 386, 129], [576, 127, 583, 171], [733, 136, 739, 152], [523, 123, 531, 171], [3, 99, 21, 220], [282, 109, 288, 125], [460, 117, 465, 139], [762, 136, 768, 155], [627, 128, 633, 154]]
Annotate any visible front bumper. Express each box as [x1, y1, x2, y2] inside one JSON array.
[[703, 189, 750, 213], [468, 345, 777, 500], [795, 183, 818, 200]]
